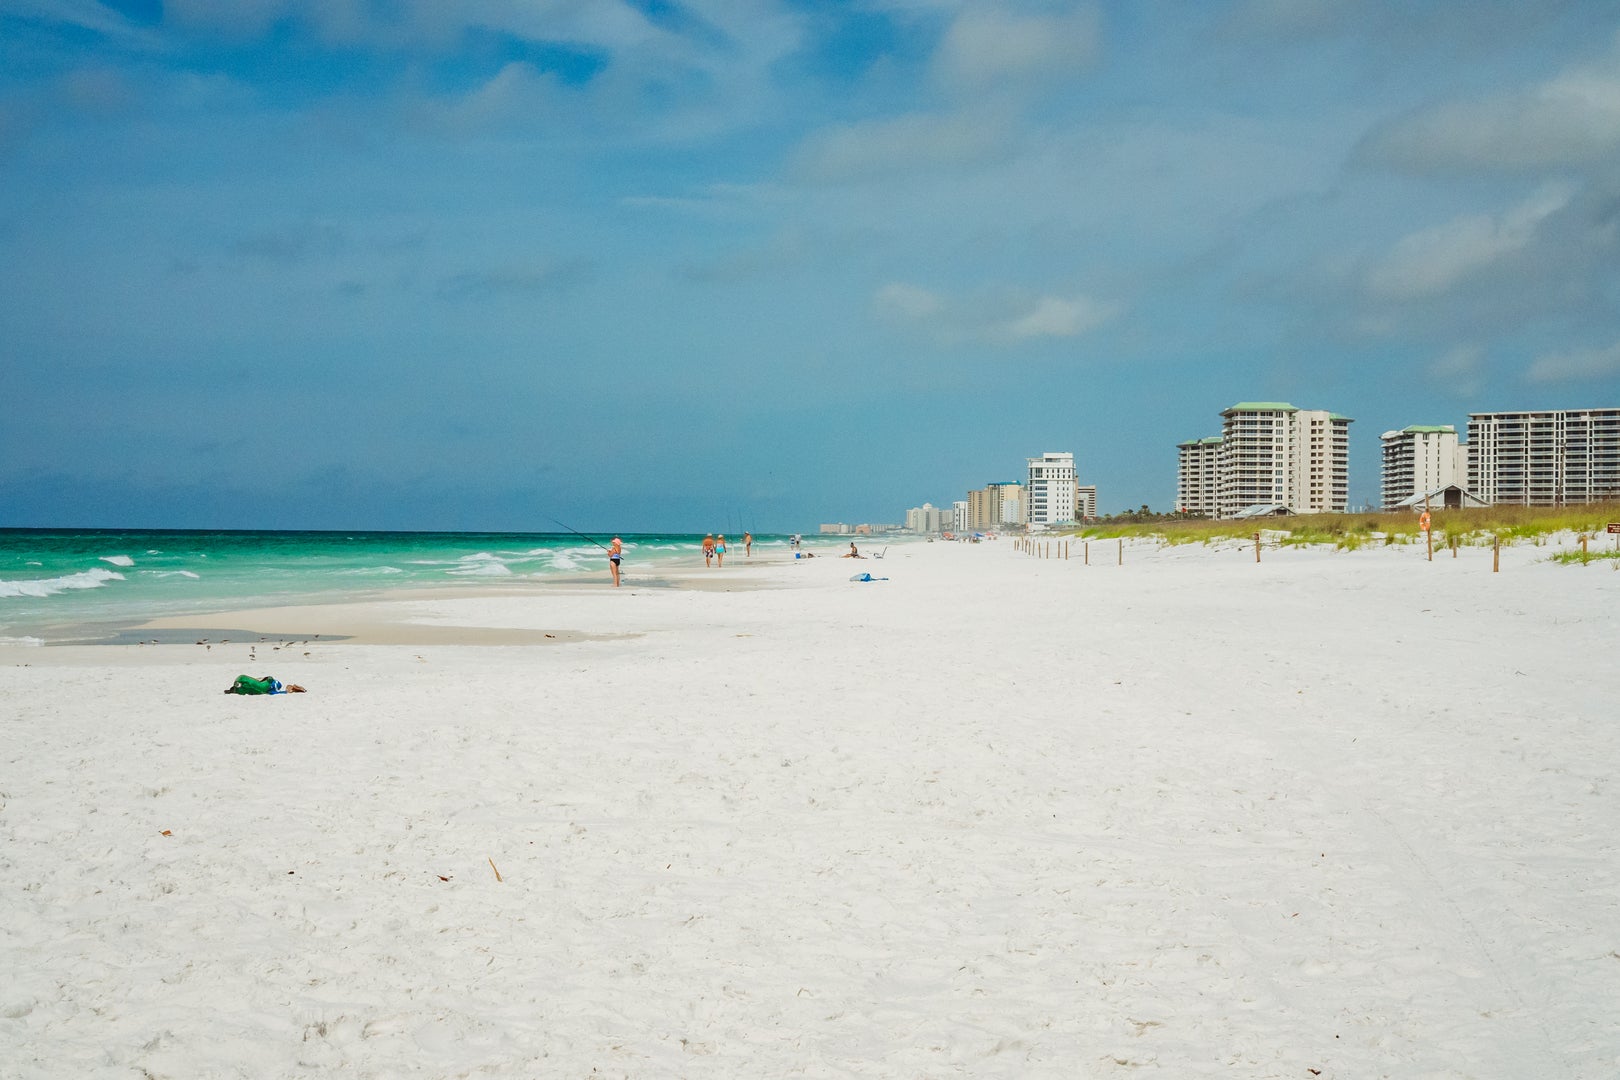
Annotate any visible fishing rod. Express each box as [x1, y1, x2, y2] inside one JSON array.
[[547, 516, 613, 554]]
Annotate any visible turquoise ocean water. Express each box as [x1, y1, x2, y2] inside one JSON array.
[[0, 529, 781, 643]]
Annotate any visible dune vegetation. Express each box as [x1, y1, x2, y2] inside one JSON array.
[[1074, 502, 1620, 553]]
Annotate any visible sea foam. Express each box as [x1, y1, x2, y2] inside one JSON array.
[[448, 562, 514, 577], [101, 555, 135, 567], [0, 567, 125, 599]]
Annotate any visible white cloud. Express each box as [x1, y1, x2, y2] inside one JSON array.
[[932, 7, 1100, 93], [1226, 0, 1358, 37], [1, 0, 163, 45], [789, 108, 1017, 184], [874, 282, 1118, 346], [1004, 295, 1117, 340], [874, 282, 944, 320], [1428, 344, 1485, 396], [1362, 34, 1620, 170], [1526, 341, 1620, 383], [1366, 184, 1573, 300], [161, 0, 666, 50], [408, 61, 567, 135]]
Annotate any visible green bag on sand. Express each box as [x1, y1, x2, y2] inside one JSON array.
[[225, 675, 282, 695]]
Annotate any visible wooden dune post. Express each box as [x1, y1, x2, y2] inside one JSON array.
[[1493, 534, 1500, 573], [1452, 535, 1458, 559], [1254, 532, 1261, 563], [1084, 542, 1089, 565], [1117, 538, 1123, 566]]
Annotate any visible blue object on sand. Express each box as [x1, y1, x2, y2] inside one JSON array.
[[849, 573, 889, 582]]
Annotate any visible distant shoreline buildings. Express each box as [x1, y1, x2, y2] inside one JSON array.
[[866, 405, 1620, 539], [900, 450, 1099, 536], [1176, 403, 1620, 518]]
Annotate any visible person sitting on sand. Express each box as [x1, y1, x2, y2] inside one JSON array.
[[702, 534, 716, 567], [843, 543, 861, 558]]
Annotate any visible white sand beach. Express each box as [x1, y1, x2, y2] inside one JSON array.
[[3, 538, 1618, 1078]]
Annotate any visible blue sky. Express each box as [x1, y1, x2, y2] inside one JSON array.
[[3, 1, 1619, 531]]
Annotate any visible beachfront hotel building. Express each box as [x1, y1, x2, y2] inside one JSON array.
[[1026, 452, 1078, 528], [905, 503, 946, 534], [967, 482, 1025, 530], [1076, 485, 1098, 521], [1176, 437, 1223, 516], [1177, 403, 1352, 518], [1380, 425, 1468, 508], [1467, 409, 1620, 505]]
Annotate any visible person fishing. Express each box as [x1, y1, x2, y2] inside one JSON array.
[[547, 517, 622, 588]]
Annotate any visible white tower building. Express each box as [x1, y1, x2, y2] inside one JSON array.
[[1026, 452, 1077, 528]]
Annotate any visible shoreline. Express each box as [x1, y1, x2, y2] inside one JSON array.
[[9, 551, 798, 647]]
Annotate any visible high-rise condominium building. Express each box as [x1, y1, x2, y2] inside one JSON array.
[[1175, 437, 1223, 516], [1380, 425, 1467, 508], [967, 482, 1025, 530], [905, 503, 946, 533], [1026, 452, 1077, 527], [1467, 409, 1620, 505], [1075, 485, 1098, 520], [1177, 403, 1352, 519]]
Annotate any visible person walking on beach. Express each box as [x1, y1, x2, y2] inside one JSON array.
[[702, 534, 716, 567], [608, 536, 623, 587], [716, 534, 727, 566], [744, 532, 753, 557]]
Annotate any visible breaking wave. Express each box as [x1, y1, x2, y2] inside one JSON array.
[[0, 567, 125, 599]]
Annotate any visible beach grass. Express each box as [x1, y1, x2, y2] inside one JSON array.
[[1074, 501, 1620, 550], [1548, 547, 1620, 565]]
